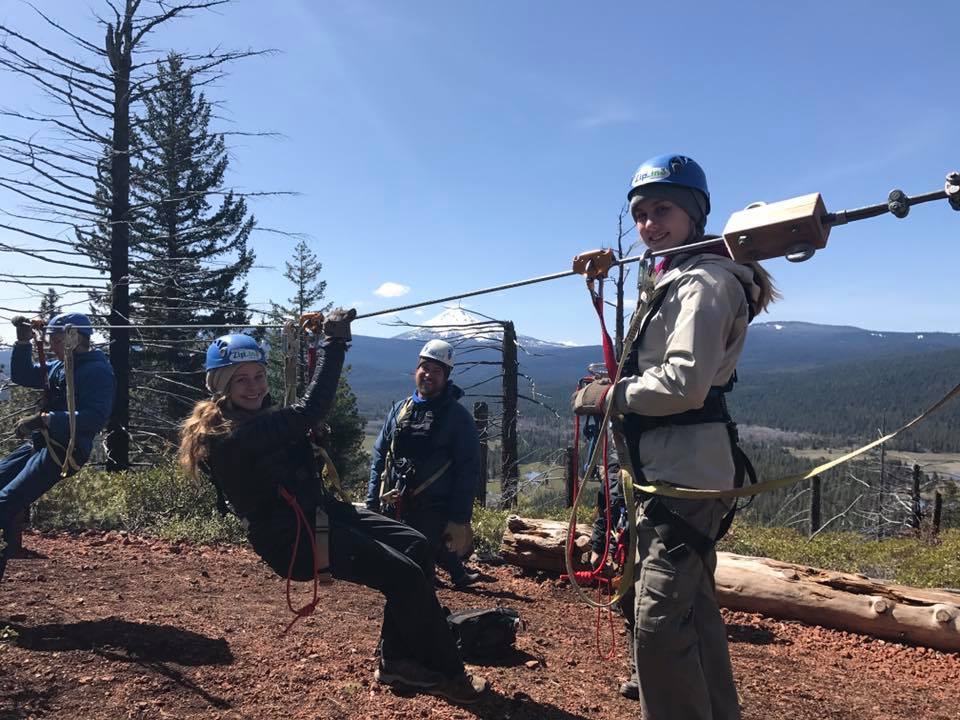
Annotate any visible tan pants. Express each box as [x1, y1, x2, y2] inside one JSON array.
[[632, 497, 740, 720]]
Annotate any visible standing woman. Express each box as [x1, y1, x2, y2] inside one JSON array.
[[607, 154, 777, 719], [178, 309, 487, 705]]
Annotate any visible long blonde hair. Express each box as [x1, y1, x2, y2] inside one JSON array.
[[746, 261, 781, 315], [178, 396, 234, 480]]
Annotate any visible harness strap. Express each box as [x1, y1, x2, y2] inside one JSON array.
[[408, 459, 453, 498], [378, 397, 415, 506]]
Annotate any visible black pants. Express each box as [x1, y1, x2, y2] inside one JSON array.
[[401, 506, 470, 584], [325, 501, 463, 677]]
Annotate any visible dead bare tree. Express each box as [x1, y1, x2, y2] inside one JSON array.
[[0, 1, 274, 468]]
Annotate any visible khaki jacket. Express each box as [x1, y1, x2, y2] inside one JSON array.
[[612, 253, 760, 490]]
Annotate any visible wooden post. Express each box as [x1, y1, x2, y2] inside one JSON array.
[[500, 321, 519, 508], [933, 491, 943, 536], [563, 446, 576, 508], [473, 401, 488, 507], [809, 475, 822, 537], [876, 421, 886, 539], [911, 464, 922, 532]]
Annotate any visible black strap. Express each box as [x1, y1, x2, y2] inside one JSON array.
[[642, 496, 715, 559]]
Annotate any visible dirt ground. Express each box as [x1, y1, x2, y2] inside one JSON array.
[[2, 530, 959, 720]]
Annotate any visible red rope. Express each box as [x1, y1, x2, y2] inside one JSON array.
[[277, 486, 323, 634], [562, 278, 624, 660]]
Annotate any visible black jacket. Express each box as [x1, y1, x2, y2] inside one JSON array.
[[206, 339, 346, 579]]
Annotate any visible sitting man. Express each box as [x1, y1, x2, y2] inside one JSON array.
[[0, 313, 115, 580]]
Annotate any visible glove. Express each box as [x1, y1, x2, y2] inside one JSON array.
[[443, 521, 473, 558], [589, 550, 601, 567], [11, 315, 33, 343], [322, 307, 356, 342], [571, 377, 612, 416], [15, 412, 46, 438]]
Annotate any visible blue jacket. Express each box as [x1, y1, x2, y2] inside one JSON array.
[[11, 342, 115, 463], [366, 383, 479, 524]]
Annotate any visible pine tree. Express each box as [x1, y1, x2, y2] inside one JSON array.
[[270, 240, 330, 393], [77, 53, 256, 446], [265, 242, 367, 492], [38, 288, 62, 322]]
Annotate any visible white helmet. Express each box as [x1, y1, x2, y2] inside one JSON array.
[[418, 339, 455, 369]]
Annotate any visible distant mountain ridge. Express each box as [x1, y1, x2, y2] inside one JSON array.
[[345, 320, 960, 451], [392, 307, 576, 351]]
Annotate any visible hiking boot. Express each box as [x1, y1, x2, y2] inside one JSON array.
[[430, 671, 489, 704], [452, 571, 481, 590], [619, 678, 639, 700], [374, 657, 445, 689]]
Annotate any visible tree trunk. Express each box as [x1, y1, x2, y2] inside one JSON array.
[[500, 321, 518, 507], [500, 515, 960, 652], [105, 13, 133, 471], [473, 401, 488, 507]]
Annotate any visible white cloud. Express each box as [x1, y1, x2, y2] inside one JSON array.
[[374, 282, 411, 298], [413, 308, 425, 315]]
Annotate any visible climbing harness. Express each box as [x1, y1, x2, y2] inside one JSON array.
[[25, 320, 80, 478]]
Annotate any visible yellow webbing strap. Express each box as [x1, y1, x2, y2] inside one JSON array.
[[408, 459, 453, 498], [633, 378, 960, 500], [316, 445, 346, 501]]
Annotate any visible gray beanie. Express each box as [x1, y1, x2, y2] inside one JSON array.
[[205, 365, 240, 395], [629, 183, 708, 233]]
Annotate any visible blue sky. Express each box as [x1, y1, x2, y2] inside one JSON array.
[[1, 0, 958, 346]]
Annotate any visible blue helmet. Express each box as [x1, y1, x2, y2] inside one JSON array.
[[627, 153, 711, 223], [48, 312, 93, 337], [205, 334, 267, 371]]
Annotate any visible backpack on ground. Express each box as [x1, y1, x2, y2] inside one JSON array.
[[445, 607, 522, 661]]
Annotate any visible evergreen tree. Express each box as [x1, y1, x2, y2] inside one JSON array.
[[265, 242, 367, 492], [270, 240, 330, 393], [38, 288, 62, 322], [76, 52, 256, 446]]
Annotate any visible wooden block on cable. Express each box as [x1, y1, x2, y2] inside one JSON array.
[[722, 192, 830, 262]]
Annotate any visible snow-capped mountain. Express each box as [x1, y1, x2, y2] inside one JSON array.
[[391, 307, 577, 350]]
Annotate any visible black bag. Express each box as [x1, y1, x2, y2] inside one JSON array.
[[445, 607, 522, 661]]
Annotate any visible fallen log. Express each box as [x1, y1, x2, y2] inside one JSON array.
[[500, 515, 960, 652]]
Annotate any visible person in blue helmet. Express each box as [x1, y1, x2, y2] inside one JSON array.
[[575, 154, 778, 719], [177, 312, 488, 705], [0, 312, 115, 580]]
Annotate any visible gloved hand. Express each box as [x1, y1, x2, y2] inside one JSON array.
[[15, 412, 46, 438], [589, 550, 601, 567], [11, 315, 33, 343], [571, 377, 612, 416], [322, 307, 356, 342], [443, 521, 473, 558]]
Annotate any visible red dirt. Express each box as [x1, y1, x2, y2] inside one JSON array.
[[1, 530, 958, 720]]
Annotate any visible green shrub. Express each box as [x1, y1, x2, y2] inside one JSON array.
[[32, 462, 245, 543], [472, 503, 509, 556]]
